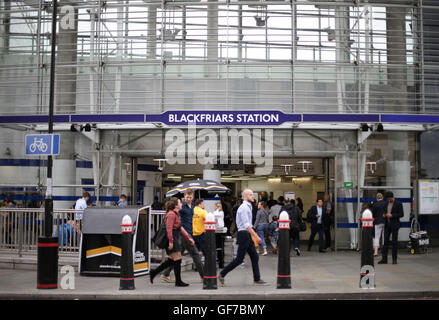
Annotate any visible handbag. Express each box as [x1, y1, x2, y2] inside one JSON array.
[[299, 217, 307, 232], [152, 219, 169, 249]]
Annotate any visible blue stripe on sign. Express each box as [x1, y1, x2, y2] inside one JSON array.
[[337, 197, 412, 203], [381, 114, 439, 124], [71, 114, 145, 123], [303, 114, 380, 122], [0, 115, 70, 123], [0, 158, 48, 167]]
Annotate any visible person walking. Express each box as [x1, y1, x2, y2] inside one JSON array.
[[193, 199, 207, 256], [218, 189, 267, 286], [307, 199, 326, 253], [160, 188, 204, 283], [372, 193, 386, 257], [378, 191, 404, 265], [269, 196, 284, 222], [214, 202, 226, 268], [254, 201, 269, 256], [268, 215, 279, 254], [281, 198, 302, 256], [149, 197, 194, 287]]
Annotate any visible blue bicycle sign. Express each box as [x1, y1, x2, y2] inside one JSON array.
[[25, 134, 60, 156]]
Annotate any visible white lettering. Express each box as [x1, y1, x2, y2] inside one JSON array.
[[60, 265, 75, 290], [60, 6, 75, 30]]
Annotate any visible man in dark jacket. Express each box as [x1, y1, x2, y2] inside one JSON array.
[[307, 199, 327, 253], [378, 191, 404, 265], [281, 198, 302, 255]]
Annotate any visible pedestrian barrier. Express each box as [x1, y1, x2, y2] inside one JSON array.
[[0, 208, 167, 263]]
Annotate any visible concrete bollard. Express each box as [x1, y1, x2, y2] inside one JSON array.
[[277, 211, 291, 289], [360, 209, 375, 289], [120, 215, 135, 290], [203, 212, 217, 290]]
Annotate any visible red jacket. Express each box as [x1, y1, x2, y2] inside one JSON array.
[[165, 209, 191, 245]]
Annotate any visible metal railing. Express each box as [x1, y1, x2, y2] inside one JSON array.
[[0, 207, 166, 259]]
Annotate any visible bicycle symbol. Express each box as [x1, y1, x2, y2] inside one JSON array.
[[29, 137, 48, 153]]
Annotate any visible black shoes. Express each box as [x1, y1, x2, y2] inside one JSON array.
[[378, 260, 387, 264]]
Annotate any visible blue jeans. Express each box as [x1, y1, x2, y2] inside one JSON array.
[[220, 231, 260, 282], [256, 224, 268, 249]]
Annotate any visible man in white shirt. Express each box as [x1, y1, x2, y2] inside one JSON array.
[[75, 192, 90, 220], [218, 189, 267, 286]]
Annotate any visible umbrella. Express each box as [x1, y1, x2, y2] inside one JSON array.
[[166, 179, 231, 198]]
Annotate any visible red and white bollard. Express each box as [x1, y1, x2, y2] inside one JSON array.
[[360, 209, 375, 289], [203, 212, 217, 289], [120, 215, 135, 290], [277, 211, 291, 289]]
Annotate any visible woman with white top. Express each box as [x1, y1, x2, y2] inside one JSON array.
[[214, 202, 226, 268]]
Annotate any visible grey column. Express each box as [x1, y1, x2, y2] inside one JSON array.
[[386, 7, 408, 112], [386, 132, 410, 242], [207, 0, 218, 77]]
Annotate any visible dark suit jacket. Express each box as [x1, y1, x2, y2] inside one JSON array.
[[372, 200, 387, 225], [307, 205, 328, 229], [385, 200, 404, 230]]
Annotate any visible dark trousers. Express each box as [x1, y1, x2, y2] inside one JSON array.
[[215, 233, 225, 268], [308, 224, 324, 251], [220, 231, 260, 282], [193, 233, 206, 257], [162, 236, 204, 278], [290, 229, 300, 249], [324, 227, 331, 249], [382, 226, 399, 262]]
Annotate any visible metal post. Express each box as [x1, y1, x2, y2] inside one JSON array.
[[360, 210, 375, 289], [120, 215, 135, 290], [277, 211, 291, 289], [203, 212, 217, 290], [37, 0, 59, 290]]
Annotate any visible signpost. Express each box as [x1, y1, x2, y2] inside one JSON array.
[[25, 134, 60, 156]]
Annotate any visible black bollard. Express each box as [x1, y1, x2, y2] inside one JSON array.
[[120, 215, 135, 290], [37, 236, 58, 289], [360, 210, 375, 289], [203, 212, 217, 290], [277, 211, 291, 289]]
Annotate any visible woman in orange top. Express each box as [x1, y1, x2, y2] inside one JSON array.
[[149, 197, 194, 286]]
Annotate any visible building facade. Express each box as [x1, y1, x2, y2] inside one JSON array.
[[0, 0, 438, 249]]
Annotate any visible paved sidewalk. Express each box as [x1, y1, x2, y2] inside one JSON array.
[[1, 249, 438, 300]]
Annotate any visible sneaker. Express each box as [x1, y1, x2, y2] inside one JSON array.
[[295, 248, 301, 256], [262, 249, 268, 256], [218, 273, 225, 286], [160, 275, 175, 283], [253, 279, 267, 285]]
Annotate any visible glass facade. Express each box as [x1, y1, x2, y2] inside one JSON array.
[[0, 1, 438, 249], [0, 0, 437, 114]]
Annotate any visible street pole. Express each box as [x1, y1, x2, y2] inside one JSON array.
[[37, 0, 58, 289]]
